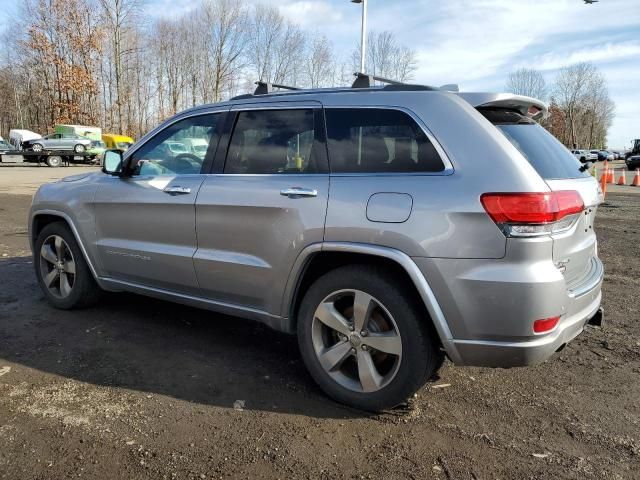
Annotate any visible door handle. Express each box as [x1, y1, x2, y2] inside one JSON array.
[[163, 186, 192, 195], [280, 187, 318, 198]]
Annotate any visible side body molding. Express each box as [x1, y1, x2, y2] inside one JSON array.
[[282, 241, 462, 364]]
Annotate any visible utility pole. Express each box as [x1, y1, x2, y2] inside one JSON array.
[[351, 0, 367, 72]]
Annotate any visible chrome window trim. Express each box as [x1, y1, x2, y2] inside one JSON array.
[[322, 105, 454, 176], [229, 101, 323, 111], [123, 107, 230, 161], [200, 173, 329, 178]]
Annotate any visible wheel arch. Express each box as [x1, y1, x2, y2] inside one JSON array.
[[30, 210, 100, 281], [283, 242, 461, 363]]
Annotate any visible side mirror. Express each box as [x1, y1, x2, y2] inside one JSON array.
[[102, 149, 125, 175]]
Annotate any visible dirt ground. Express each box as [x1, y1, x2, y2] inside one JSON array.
[[0, 169, 639, 479]]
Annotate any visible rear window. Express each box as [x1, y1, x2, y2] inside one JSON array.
[[481, 109, 589, 180], [325, 108, 445, 173]]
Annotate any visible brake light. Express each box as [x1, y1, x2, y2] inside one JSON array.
[[481, 190, 584, 237], [533, 316, 560, 334]]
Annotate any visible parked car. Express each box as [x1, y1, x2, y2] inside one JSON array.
[[29, 84, 604, 411], [589, 150, 609, 162], [0, 139, 13, 152], [571, 149, 595, 163], [22, 133, 93, 153], [626, 155, 640, 171], [599, 150, 614, 161], [102, 133, 135, 151], [87, 140, 107, 161], [181, 137, 209, 158]]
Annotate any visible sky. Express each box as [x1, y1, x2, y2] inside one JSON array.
[[1, 0, 638, 148]]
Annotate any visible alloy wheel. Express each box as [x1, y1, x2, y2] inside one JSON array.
[[39, 235, 76, 298], [311, 289, 402, 393]]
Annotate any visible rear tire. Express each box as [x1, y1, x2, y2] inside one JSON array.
[[34, 222, 102, 309], [46, 155, 62, 168], [297, 264, 442, 411], [74, 144, 85, 153]]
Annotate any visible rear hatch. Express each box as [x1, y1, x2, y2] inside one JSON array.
[[480, 108, 601, 288]]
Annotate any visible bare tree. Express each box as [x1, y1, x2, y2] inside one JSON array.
[[0, 0, 423, 141], [202, 0, 248, 101], [351, 31, 417, 81], [245, 4, 305, 85], [99, 0, 142, 133], [505, 68, 547, 100], [306, 34, 334, 88], [551, 62, 614, 148]]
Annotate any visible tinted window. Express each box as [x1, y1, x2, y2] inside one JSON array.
[[225, 109, 321, 174], [481, 109, 589, 180], [130, 114, 221, 176], [325, 108, 445, 173]]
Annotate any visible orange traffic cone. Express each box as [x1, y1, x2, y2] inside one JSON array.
[[617, 170, 626, 185], [599, 168, 608, 183], [607, 169, 615, 184], [632, 169, 640, 187]]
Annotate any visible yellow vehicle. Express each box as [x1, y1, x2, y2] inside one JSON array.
[[102, 134, 134, 151]]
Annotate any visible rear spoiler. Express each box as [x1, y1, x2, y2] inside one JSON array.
[[455, 92, 549, 121]]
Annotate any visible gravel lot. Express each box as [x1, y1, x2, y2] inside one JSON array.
[[0, 167, 639, 479]]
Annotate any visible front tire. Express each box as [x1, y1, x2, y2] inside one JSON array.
[[74, 144, 85, 153], [31, 143, 43, 152], [297, 265, 442, 411], [34, 222, 102, 309]]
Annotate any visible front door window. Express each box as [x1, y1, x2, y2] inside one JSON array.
[[128, 114, 222, 176]]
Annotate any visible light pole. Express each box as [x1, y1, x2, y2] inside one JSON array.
[[351, 0, 367, 72]]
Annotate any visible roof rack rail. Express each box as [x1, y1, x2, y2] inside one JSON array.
[[254, 81, 300, 95], [351, 72, 404, 88]]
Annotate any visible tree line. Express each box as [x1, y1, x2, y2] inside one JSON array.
[[0, 0, 417, 139], [505, 63, 615, 149], [0, 0, 615, 148]]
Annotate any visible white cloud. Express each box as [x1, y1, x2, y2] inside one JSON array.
[[525, 41, 640, 71], [144, 0, 198, 19], [278, 1, 343, 28]]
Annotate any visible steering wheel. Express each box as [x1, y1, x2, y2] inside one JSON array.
[[170, 153, 202, 174]]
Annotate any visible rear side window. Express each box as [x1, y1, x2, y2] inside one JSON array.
[[325, 108, 445, 173], [481, 109, 589, 180], [224, 109, 324, 174]]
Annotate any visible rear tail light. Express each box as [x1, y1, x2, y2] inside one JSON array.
[[480, 190, 584, 237], [533, 316, 561, 334]]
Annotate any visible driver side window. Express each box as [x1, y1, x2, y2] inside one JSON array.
[[129, 114, 221, 176]]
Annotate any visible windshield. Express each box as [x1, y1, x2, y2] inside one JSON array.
[[167, 142, 187, 153], [481, 109, 590, 180]]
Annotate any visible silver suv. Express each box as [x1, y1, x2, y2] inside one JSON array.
[[29, 81, 604, 411]]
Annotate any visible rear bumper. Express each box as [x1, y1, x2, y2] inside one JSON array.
[[413, 248, 604, 368], [451, 289, 601, 367]]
